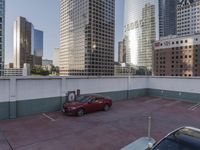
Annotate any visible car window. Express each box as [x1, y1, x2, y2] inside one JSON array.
[[76, 96, 91, 102], [90, 97, 98, 102], [153, 138, 197, 150]]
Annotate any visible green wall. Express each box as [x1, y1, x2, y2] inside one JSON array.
[[16, 97, 61, 117], [0, 102, 9, 120]]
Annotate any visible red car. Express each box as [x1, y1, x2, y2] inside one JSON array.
[[63, 94, 112, 116]]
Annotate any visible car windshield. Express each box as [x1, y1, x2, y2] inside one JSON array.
[[76, 96, 93, 103], [153, 137, 200, 150]]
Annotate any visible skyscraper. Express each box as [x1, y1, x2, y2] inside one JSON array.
[[13, 17, 43, 69], [53, 48, 59, 67], [123, 0, 159, 69], [118, 40, 126, 63], [59, 0, 115, 76], [0, 0, 5, 76], [159, 0, 178, 37], [177, 0, 200, 36]]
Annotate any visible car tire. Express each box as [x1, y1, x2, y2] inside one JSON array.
[[77, 108, 85, 117], [103, 104, 110, 111]]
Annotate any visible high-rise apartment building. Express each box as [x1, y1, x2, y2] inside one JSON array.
[[0, 0, 5, 76], [13, 17, 43, 68], [59, 0, 115, 76], [159, 0, 178, 37], [123, 0, 159, 70], [177, 0, 200, 36]]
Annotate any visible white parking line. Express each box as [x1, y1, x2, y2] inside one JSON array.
[[42, 113, 56, 122], [188, 103, 200, 111]]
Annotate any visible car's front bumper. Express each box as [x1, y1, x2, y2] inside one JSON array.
[[63, 108, 77, 115]]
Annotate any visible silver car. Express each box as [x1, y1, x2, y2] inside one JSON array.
[[151, 126, 200, 150]]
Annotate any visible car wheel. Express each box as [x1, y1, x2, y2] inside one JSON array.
[[103, 104, 110, 111], [77, 108, 85, 117]]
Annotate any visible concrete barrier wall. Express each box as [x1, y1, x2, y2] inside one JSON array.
[[147, 76, 200, 102], [0, 79, 10, 119], [16, 78, 62, 101], [0, 79, 9, 102], [148, 77, 200, 93], [0, 76, 200, 119], [0, 76, 148, 119]]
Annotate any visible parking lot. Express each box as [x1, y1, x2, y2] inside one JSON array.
[[1, 96, 200, 150]]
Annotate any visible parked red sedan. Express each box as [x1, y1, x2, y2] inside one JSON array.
[[63, 94, 112, 116]]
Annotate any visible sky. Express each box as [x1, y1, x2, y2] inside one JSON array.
[[5, 0, 124, 64]]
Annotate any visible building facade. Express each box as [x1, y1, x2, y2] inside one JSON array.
[[42, 59, 53, 66], [114, 63, 136, 76], [59, 0, 115, 76], [177, 0, 200, 36], [118, 40, 126, 63], [159, 0, 178, 37], [53, 48, 59, 67], [33, 29, 43, 57], [4, 63, 30, 77], [154, 34, 200, 76], [123, 0, 159, 70], [0, 0, 5, 76], [13, 17, 43, 69]]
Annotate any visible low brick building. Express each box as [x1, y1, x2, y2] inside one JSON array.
[[154, 35, 200, 77]]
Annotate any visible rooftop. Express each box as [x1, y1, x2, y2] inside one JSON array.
[[1, 96, 200, 150]]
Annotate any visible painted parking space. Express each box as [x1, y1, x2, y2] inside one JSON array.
[[0, 96, 200, 150]]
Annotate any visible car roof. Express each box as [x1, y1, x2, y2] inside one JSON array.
[[172, 126, 200, 137], [79, 94, 109, 99], [153, 126, 200, 149], [173, 127, 200, 148]]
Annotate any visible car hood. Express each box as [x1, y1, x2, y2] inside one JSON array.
[[64, 101, 83, 108], [120, 137, 156, 150]]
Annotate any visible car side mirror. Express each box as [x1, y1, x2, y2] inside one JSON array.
[[148, 142, 153, 149]]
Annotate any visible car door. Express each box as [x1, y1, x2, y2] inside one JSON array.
[[94, 98, 105, 110], [86, 97, 102, 112], [84, 97, 97, 113]]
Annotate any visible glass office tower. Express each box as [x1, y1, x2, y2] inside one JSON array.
[[159, 0, 178, 37], [123, 0, 159, 69], [13, 17, 43, 68], [33, 29, 43, 57], [0, 0, 5, 76], [60, 0, 115, 76], [13, 17, 33, 68]]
